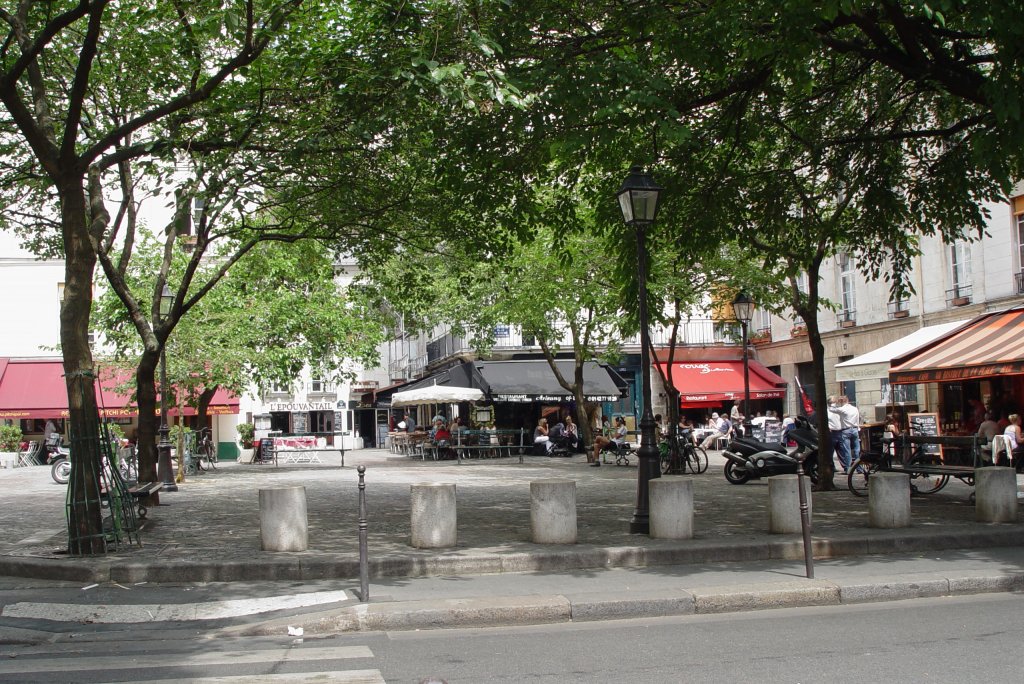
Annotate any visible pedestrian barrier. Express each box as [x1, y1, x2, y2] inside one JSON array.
[[530, 479, 577, 544], [974, 466, 1018, 523], [649, 478, 693, 539], [259, 485, 308, 551], [768, 474, 812, 534], [868, 472, 911, 528], [410, 483, 458, 549]]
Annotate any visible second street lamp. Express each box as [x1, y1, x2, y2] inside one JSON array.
[[157, 284, 177, 492], [731, 291, 755, 436], [617, 165, 663, 535]]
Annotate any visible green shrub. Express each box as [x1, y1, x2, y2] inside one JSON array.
[[0, 424, 23, 451], [236, 422, 255, 448]]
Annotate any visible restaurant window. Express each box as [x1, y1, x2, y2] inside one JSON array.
[[838, 253, 856, 322], [880, 379, 918, 405]]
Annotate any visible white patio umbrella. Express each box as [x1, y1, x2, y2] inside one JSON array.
[[391, 385, 484, 407]]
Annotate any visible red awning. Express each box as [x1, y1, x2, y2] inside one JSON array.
[[890, 307, 1024, 384], [657, 360, 787, 405], [0, 358, 239, 419]]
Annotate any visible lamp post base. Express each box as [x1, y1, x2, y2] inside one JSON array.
[[157, 442, 178, 492]]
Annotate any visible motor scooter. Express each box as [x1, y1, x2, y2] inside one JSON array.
[[721, 414, 820, 484], [43, 435, 73, 484]]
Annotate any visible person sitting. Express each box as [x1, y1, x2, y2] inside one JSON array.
[[591, 416, 628, 467], [432, 420, 454, 459], [533, 418, 553, 455], [1002, 414, 1024, 469], [562, 415, 580, 452], [977, 411, 999, 442], [700, 413, 732, 450]]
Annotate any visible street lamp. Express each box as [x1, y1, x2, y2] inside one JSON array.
[[617, 165, 663, 534], [157, 284, 177, 492], [731, 290, 755, 435]]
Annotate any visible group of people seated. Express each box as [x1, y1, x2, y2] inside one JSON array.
[[534, 415, 583, 457]]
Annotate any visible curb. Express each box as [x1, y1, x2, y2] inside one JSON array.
[[4, 526, 1024, 584], [234, 572, 1024, 635]]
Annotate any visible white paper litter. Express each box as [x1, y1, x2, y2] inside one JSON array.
[[287, 626, 304, 636]]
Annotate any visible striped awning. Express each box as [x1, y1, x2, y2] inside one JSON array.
[[889, 308, 1024, 384]]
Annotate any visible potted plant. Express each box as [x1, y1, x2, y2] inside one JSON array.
[[0, 424, 23, 468], [790, 324, 808, 337], [237, 423, 255, 462], [750, 329, 772, 345]]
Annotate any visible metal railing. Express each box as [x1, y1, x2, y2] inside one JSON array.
[[945, 284, 973, 307]]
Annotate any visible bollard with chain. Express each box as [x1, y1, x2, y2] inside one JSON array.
[[357, 465, 369, 602]]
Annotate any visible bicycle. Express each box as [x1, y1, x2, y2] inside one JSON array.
[[848, 438, 951, 497], [660, 431, 709, 474], [196, 428, 217, 471]]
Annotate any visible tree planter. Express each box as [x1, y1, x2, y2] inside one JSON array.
[[0, 452, 18, 468]]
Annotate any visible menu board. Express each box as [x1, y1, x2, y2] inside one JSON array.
[[908, 412, 942, 457]]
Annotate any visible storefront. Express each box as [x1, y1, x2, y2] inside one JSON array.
[[655, 359, 787, 420], [889, 307, 1024, 434], [254, 400, 350, 446], [0, 357, 240, 454]]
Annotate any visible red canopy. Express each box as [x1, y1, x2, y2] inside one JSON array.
[[657, 360, 787, 406], [0, 358, 238, 419]]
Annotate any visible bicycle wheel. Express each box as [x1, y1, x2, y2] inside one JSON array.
[[909, 471, 949, 495], [205, 442, 217, 469], [687, 446, 709, 474], [847, 458, 880, 497]]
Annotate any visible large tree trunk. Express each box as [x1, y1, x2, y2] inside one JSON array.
[[134, 351, 160, 491], [58, 179, 105, 554]]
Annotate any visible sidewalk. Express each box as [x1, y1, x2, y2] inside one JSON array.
[[1, 448, 1023, 631]]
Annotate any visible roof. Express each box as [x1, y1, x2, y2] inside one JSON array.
[[834, 320, 969, 383]]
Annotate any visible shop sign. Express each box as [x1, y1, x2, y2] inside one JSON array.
[[268, 402, 335, 412]]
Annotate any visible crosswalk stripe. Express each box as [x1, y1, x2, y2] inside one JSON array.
[[2, 589, 353, 622], [110, 670, 387, 684], [0, 645, 373, 675]]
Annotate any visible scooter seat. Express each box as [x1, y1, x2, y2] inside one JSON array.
[[732, 437, 787, 454]]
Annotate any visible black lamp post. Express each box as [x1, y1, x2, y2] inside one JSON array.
[[617, 165, 663, 534], [731, 291, 755, 436], [157, 284, 177, 492]]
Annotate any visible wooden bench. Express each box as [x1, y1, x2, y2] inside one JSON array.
[[127, 482, 163, 520]]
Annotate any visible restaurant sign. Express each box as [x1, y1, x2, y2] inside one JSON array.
[[493, 393, 622, 403], [268, 402, 336, 412]]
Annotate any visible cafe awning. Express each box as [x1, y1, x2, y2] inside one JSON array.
[[0, 357, 239, 419], [475, 360, 627, 403], [835, 320, 968, 383], [657, 360, 787, 405], [890, 307, 1024, 384]]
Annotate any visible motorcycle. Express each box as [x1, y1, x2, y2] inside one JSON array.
[[721, 414, 820, 485]]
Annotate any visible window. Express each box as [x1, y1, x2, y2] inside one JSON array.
[[880, 379, 918, 404], [1016, 198, 1024, 293], [838, 253, 856, 321], [310, 379, 333, 394], [950, 241, 971, 297]]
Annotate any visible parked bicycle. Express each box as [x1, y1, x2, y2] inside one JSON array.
[[848, 436, 953, 497], [659, 430, 709, 475], [196, 427, 217, 471]]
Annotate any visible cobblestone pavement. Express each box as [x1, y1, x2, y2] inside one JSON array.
[[0, 448, 1017, 580]]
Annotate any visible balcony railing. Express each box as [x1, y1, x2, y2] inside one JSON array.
[[836, 309, 856, 328], [946, 284, 973, 307], [1016, 271, 1024, 295], [887, 300, 910, 319]]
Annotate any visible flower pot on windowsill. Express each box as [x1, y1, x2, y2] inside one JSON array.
[[790, 327, 807, 337], [892, 309, 910, 318], [751, 334, 771, 345], [951, 296, 970, 307], [840, 320, 856, 328]]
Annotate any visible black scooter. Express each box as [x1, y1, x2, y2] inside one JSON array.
[[721, 415, 819, 485]]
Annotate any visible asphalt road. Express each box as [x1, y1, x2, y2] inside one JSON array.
[[3, 593, 1022, 682]]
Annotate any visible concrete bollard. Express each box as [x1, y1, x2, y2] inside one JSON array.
[[410, 483, 458, 549], [531, 479, 577, 544], [975, 466, 1018, 523], [649, 478, 694, 539], [769, 474, 812, 534], [868, 472, 911, 528], [259, 486, 308, 552]]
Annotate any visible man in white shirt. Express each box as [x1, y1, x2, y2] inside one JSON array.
[[826, 397, 846, 471], [829, 395, 861, 472]]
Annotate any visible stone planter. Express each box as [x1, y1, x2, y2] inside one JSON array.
[[0, 451, 18, 468], [238, 447, 255, 464]]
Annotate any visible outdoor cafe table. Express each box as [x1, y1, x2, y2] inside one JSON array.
[[417, 429, 529, 463]]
